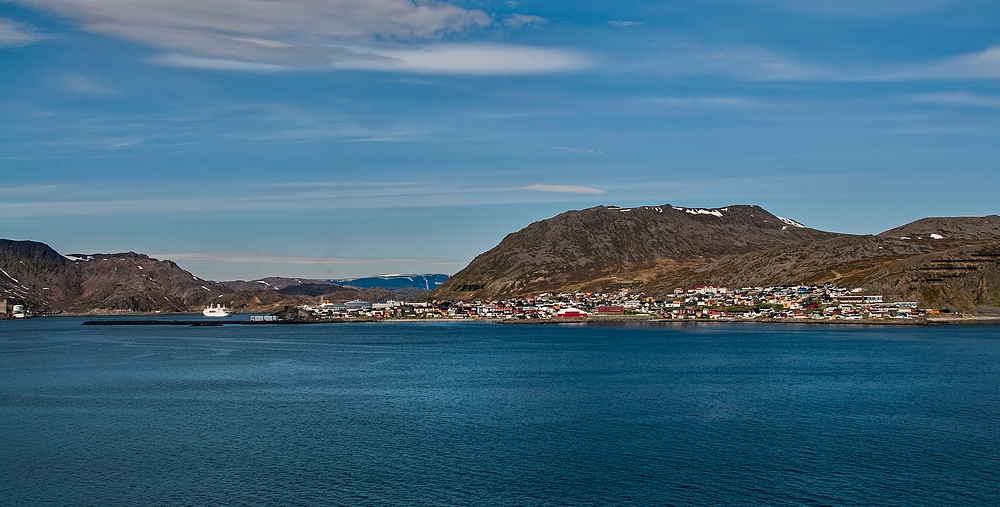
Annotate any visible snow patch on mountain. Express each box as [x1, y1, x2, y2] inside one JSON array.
[[686, 208, 724, 217], [776, 216, 805, 228]]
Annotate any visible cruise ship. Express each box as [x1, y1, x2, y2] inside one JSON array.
[[202, 304, 231, 318]]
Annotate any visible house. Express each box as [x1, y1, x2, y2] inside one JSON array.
[[557, 308, 588, 318], [345, 300, 372, 311], [596, 306, 625, 315]]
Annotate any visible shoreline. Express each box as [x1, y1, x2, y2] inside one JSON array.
[[39, 314, 998, 327]]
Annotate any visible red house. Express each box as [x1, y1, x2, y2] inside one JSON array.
[[557, 308, 588, 318]]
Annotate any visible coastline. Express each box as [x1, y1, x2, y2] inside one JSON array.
[[25, 314, 996, 327]]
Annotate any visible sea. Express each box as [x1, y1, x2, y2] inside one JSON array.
[[2, 317, 998, 506]]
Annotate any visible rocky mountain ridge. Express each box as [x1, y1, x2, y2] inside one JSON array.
[[428, 205, 1000, 312], [6, 207, 1000, 314], [0, 240, 417, 314]]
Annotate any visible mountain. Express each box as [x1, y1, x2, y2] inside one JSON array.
[[431, 205, 840, 299], [331, 273, 449, 290], [428, 205, 1000, 312], [216, 277, 418, 301], [1, 240, 237, 314], [7, 208, 1000, 314], [877, 216, 1000, 241], [329, 274, 449, 297], [1, 240, 420, 314]]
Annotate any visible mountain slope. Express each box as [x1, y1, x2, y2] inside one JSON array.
[[431, 204, 842, 300], [694, 219, 1000, 310], [331, 274, 448, 290], [428, 207, 1000, 311], [215, 277, 418, 302], [878, 215, 1000, 241], [1, 241, 235, 313]]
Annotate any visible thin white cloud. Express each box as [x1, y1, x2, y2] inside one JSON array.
[[503, 14, 545, 29], [935, 46, 1000, 79], [608, 20, 642, 27], [12, 0, 588, 74], [331, 44, 591, 75], [653, 96, 753, 107], [770, 0, 954, 17], [541, 144, 603, 154], [64, 75, 116, 94], [148, 53, 287, 72], [623, 42, 831, 81], [519, 184, 606, 194], [0, 179, 611, 218], [150, 252, 459, 266], [0, 17, 46, 47], [910, 92, 1000, 108], [14, 0, 490, 42], [628, 41, 1000, 82], [0, 183, 72, 194]]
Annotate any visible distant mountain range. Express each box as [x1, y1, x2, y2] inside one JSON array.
[[6, 204, 1000, 314], [428, 204, 1000, 313], [0, 240, 444, 314], [329, 274, 449, 298], [0, 242, 245, 314]]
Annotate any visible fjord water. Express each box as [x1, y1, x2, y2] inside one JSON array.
[[2, 319, 998, 506]]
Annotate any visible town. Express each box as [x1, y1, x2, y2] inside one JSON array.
[[297, 284, 936, 322]]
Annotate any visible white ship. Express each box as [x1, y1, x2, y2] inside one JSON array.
[[202, 304, 231, 318], [11, 304, 30, 319]]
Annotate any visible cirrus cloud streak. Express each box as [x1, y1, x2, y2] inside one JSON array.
[[0, 17, 47, 46], [151, 251, 459, 266], [519, 184, 606, 194], [11, 0, 589, 74]]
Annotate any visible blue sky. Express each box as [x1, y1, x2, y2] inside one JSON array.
[[2, 0, 999, 280]]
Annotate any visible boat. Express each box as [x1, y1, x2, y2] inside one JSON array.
[[11, 304, 30, 319], [202, 304, 231, 318]]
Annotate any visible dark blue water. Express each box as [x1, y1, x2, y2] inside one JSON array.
[[2, 318, 998, 506]]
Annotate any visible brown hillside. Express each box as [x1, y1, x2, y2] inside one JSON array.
[[427, 206, 1000, 312], [431, 204, 842, 300]]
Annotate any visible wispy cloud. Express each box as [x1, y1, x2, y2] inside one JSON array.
[[620, 42, 830, 81], [626, 41, 1000, 82], [519, 184, 606, 194], [0, 179, 611, 218], [150, 252, 459, 266], [0, 183, 72, 194], [503, 14, 545, 29], [330, 44, 591, 75], [0, 17, 46, 47], [910, 92, 1000, 108], [13, 0, 588, 74], [15, 0, 490, 43], [652, 96, 753, 107], [885, 126, 994, 136], [63, 75, 117, 94], [608, 20, 642, 27], [541, 144, 603, 154], [148, 53, 287, 72], [775, 0, 953, 18], [263, 125, 427, 143], [932, 46, 1000, 79]]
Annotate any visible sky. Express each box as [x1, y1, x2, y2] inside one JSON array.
[[2, 0, 999, 280]]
